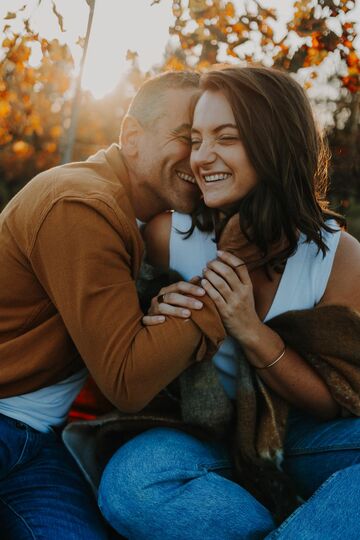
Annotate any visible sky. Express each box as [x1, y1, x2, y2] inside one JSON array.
[[1, 0, 176, 98], [0, 0, 359, 99]]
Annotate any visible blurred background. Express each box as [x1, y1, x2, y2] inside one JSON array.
[[1, 0, 359, 237]]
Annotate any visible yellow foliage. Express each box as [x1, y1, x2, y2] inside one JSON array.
[[189, 0, 208, 15], [50, 125, 62, 138], [164, 56, 186, 71], [12, 140, 33, 156], [0, 100, 11, 117], [43, 142, 57, 153]]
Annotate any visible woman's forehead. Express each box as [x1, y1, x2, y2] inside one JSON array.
[[192, 90, 236, 129]]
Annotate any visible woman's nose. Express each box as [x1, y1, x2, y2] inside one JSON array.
[[192, 142, 216, 166]]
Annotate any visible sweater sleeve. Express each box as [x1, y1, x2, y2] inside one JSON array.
[[29, 198, 225, 412]]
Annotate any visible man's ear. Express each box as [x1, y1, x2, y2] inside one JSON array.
[[120, 115, 143, 157]]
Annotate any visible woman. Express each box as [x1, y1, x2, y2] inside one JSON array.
[[98, 67, 360, 539]]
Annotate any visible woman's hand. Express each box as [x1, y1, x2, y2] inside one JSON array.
[[142, 280, 206, 326], [201, 250, 262, 344]]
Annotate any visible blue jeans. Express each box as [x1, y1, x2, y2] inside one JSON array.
[[98, 412, 360, 540], [0, 413, 108, 539]]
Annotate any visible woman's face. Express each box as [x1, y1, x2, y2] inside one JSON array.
[[190, 90, 258, 209]]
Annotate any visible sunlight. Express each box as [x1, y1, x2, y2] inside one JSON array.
[[82, 0, 174, 98], [0, 0, 174, 99]]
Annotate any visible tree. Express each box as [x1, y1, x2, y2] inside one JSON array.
[[0, 8, 73, 206]]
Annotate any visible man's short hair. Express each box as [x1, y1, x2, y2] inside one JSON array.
[[127, 71, 200, 128]]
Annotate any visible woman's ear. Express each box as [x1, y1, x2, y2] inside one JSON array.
[[120, 115, 143, 157]]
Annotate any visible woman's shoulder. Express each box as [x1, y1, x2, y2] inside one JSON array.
[[143, 211, 172, 270], [319, 231, 360, 310]]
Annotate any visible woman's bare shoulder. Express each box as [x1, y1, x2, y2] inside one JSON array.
[[320, 231, 360, 310], [143, 211, 172, 270]]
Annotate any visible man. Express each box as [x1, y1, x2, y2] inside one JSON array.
[[0, 71, 225, 539]]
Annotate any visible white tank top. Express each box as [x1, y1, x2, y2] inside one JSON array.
[[170, 212, 341, 399]]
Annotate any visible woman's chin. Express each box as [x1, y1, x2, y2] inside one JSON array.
[[202, 195, 223, 209], [203, 195, 239, 210]]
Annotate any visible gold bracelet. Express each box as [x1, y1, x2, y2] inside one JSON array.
[[256, 346, 286, 370]]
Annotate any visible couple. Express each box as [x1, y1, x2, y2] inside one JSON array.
[[0, 66, 359, 539]]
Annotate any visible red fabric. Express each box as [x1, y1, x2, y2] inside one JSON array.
[[69, 377, 114, 422]]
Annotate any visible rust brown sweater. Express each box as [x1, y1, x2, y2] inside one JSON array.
[[0, 144, 225, 411]]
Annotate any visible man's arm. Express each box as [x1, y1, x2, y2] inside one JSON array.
[[30, 198, 225, 413]]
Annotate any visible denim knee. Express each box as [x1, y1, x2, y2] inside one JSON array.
[[98, 428, 275, 540], [98, 428, 228, 525], [98, 429, 188, 527]]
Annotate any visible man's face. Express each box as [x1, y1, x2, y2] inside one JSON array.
[[135, 88, 201, 215]]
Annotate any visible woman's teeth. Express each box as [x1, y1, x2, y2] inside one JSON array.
[[204, 173, 232, 183], [177, 171, 196, 184]]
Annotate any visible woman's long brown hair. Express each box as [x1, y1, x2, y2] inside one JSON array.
[[187, 66, 344, 267]]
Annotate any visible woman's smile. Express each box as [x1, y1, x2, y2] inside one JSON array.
[[202, 172, 233, 183]]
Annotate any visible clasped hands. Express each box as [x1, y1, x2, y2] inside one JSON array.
[[142, 250, 262, 345]]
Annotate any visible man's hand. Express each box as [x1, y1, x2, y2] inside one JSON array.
[[142, 280, 205, 326]]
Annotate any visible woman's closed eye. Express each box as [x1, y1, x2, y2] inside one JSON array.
[[218, 136, 239, 143], [190, 135, 239, 148]]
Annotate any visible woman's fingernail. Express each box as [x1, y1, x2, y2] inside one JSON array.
[[182, 309, 191, 317], [197, 288, 206, 295], [194, 301, 203, 308], [217, 250, 224, 256]]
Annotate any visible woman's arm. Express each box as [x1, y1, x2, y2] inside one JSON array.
[[142, 211, 172, 270], [318, 231, 360, 310], [202, 237, 360, 421]]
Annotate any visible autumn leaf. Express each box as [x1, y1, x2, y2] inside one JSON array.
[[24, 19, 32, 34], [126, 50, 138, 62], [225, 2, 235, 18], [76, 36, 86, 48], [4, 12, 17, 20], [189, 0, 208, 15], [0, 100, 11, 117]]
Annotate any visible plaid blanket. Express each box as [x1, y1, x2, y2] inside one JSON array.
[[179, 304, 360, 520]]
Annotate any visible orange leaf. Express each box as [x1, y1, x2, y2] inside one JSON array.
[[0, 100, 11, 117], [225, 2, 235, 18]]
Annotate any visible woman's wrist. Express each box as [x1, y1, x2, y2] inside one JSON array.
[[233, 318, 265, 349], [239, 323, 285, 369]]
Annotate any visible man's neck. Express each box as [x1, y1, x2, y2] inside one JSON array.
[[126, 169, 167, 223]]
